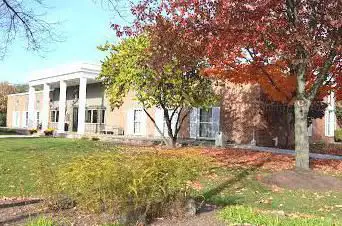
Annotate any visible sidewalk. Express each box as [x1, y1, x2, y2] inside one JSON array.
[[0, 135, 37, 138], [228, 144, 342, 161]]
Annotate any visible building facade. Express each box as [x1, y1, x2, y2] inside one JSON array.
[[6, 63, 339, 146]]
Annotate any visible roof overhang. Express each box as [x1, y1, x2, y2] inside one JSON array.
[[28, 63, 101, 88]]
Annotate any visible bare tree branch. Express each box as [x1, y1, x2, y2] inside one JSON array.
[[308, 47, 338, 101], [0, 0, 60, 59], [93, 0, 132, 21]]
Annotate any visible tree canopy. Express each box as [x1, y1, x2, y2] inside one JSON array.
[[112, 0, 341, 169], [0, 82, 16, 126], [98, 35, 217, 146]]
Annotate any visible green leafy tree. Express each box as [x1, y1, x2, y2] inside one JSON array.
[[0, 82, 16, 126], [336, 105, 342, 127], [98, 35, 217, 147], [14, 84, 29, 93]]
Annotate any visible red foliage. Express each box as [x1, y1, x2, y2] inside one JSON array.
[[119, 0, 341, 103], [202, 147, 342, 174]]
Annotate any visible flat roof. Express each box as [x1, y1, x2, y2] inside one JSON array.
[[29, 62, 101, 83], [7, 91, 43, 97]]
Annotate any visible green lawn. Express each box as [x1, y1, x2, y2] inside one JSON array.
[[196, 166, 342, 223], [0, 138, 117, 197], [1, 138, 342, 225]]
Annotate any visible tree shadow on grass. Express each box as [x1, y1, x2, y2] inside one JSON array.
[[198, 157, 273, 209], [0, 199, 46, 225], [0, 212, 43, 225]]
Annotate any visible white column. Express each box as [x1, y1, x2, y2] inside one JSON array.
[[41, 83, 50, 131], [58, 80, 67, 133], [28, 86, 36, 129], [77, 77, 87, 135]]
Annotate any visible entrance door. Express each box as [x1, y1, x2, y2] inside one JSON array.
[[73, 107, 78, 132]]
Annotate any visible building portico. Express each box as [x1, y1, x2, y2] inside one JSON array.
[[27, 63, 101, 135]]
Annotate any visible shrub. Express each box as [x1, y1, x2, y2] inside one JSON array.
[[29, 128, 38, 135], [0, 127, 17, 134], [36, 150, 212, 223], [26, 216, 55, 226], [335, 129, 342, 142], [218, 206, 337, 226], [0, 112, 6, 127], [91, 136, 100, 141], [44, 128, 54, 136]]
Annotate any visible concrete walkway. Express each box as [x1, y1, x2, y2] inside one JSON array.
[[228, 144, 342, 161], [0, 135, 37, 138]]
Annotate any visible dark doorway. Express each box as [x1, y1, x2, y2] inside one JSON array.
[[73, 107, 78, 132]]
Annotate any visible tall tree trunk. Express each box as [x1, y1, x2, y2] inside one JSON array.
[[294, 99, 310, 170], [171, 136, 177, 148], [165, 117, 176, 148], [143, 108, 170, 146]]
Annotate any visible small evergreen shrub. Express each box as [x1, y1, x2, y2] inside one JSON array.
[[29, 128, 38, 134], [0, 127, 17, 134], [91, 136, 100, 141], [335, 129, 342, 142], [36, 150, 212, 223], [44, 128, 54, 136], [0, 112, 6, 127]]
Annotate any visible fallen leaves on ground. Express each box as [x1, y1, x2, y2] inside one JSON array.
[[201, 148, 342, 174]]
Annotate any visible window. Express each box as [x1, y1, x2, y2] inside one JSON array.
[[199, 108, 213, 138], [308, 123, 313, 137], [101, 110, 105, 124], [12, 111, 20, 127], [92, 110, 98, 123], [325, 110, 335, 137], [86, 110, 92, 123], [36, 112, 40, 129], [25, 112, 28, 127], [50, 110, 59, 123], [134, 109, 142, 134], [85, 109, 105, 124]]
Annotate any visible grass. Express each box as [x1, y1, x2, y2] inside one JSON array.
[[25, 216, 55, 226], [0, 138, 117, 197], [194, 165, 342, 223], [1, 138, 342, 224], [218, 206, 339, 226]]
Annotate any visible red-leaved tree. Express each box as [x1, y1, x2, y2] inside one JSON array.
[[114, 0, 341, 170]]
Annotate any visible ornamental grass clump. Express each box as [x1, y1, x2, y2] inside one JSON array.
[[36, 150, 212, 223]]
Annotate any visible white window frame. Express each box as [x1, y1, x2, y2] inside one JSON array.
[[325, 92, 336, 137], [50, 110, 59, 123], [198, 108, 214, 139], [101, 109, 106, 124], [36, 111, 41, 129], [25, 112, 28, 128], [190, 107, 220, 140], [85, 109, 105, 124], [12, 111, 20, 128], [308, 123, 313, 137], [21, 111, 28, 128], [325, 110, 335, 137], [133, 109, 143, 135]]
